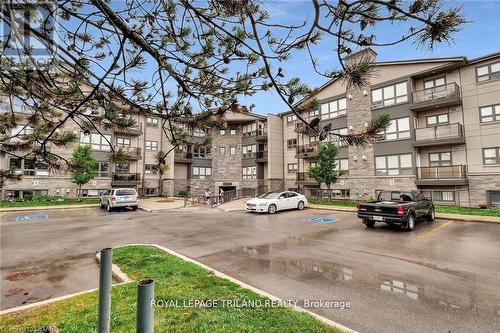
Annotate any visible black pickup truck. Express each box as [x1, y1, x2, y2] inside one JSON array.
[[357, 191, 435, 231]]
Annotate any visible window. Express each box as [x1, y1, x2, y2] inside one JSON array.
[[242, 144, 256, 157], [380, 117, 410, 141], [193, 128, 206, 137], [219, 147, 225, 155], [328, 128, 348, 147], [115, 163, 130, 173], [286, 114, 297, 125], [146, 117, 159, 127], [77, 189, 106, 197], [192, 166, 212, 179], [80, 132, 111, 151], [306, 135, 319, 144], [9, 157, 48, 176], [429, 152, 452, 166], [230, 129, 236, 135], [10, 124, 34, 138], [287, 163, 298, 173], [116, 137, 130, 148], [220, 129, 226, 135], [490, 191, 500, 205], [375, 154, 413, 176], [243, 123, 257, 136], [372, 82, 408, 108], [229, 146, 236, 155], [423, 77, 446, 89], [145, 188, 157, 196], [427, 113, 449, 126], [476, 61, 500, 82], [242, 166, 257, 179], [145, 164, 157, 174], [145, 140, 158, 151], [334, 159, 349, 171], [287, 139, 297, 150], [321, 97, 347, 120], [433, 191, 455, 202], [95, 162, 110, 177], [480, 104, 500, 123], [0, 95, 9, 113], [193, 146, 211, 158], [483, 147, 500, 165]]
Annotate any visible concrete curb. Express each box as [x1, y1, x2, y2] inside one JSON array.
[[0, 204, 98, 212], [309, 204, 500, 224], [0, 253, 132, 315]]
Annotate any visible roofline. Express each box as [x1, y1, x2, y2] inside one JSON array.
[[374, 56, 465, 66], [465, 50, 500, 64]]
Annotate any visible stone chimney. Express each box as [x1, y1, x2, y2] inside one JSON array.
[[345, 48, 377, 65]]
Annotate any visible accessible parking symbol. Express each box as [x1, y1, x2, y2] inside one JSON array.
[[304, 217, 337, 224]]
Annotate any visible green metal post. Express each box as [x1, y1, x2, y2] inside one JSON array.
[[136, 279, 155, 333], [97, 248, 112, 333]]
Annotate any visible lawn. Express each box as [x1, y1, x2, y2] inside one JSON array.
[[0, 246, 343, 333], [308, 198, 500, 217], [0, 198, 99, 208]]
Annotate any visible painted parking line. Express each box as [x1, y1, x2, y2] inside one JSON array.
[[418, 220, 454, 240]]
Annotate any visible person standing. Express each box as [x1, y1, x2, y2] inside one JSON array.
[[219, 188, 224, 204]]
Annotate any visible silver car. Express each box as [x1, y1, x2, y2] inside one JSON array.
[[99, 188, 139, 212]]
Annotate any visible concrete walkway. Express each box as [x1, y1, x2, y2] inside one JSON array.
[[217, 198, 249, 212], [0, 203, 98, 212], [138, 197, 185, 212]]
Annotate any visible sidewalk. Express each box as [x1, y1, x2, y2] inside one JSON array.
[[138, 197, 185, 212], [0, 203, 98, 212], [217, 198, 249, 212]]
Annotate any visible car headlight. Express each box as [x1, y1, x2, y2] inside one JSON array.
[[258, 202, 268, 206]]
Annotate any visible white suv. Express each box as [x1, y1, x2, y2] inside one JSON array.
[[99, 188, 139, 212]]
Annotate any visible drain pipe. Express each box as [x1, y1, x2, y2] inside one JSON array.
[[137, 279, 155, 333], [97, 248, 112, 333]]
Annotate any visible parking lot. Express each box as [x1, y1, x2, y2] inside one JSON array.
[[1, 206, 499, 332]]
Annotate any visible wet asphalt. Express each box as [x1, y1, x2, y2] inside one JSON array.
[[0, 206, 499, 332]]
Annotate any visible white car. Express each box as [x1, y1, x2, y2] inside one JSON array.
[[99, 188, 139, 212], [246, 191, 308, 214]]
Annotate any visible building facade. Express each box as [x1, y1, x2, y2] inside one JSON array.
[[1, 49, 500, 206]]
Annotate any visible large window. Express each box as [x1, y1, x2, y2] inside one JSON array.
[[375, 154, 413, 176], [115, 163, 130, 173], [372, 82, 408, 109], [429, 152, 451, 166], [433, 191, 455, 203], [483, 147, 500, 165], [287, 163, 298, 173], [242, 144, 256, 157], [95, 162, 110, 177], [10, 124, 34, 138], [193, 128, 206, 137], [80, 132, 111, 151], [192, 166, 211, 179], [193, 146, 211, 158], [287, 139, 297, 150], [334, 159, 349, 171], [242, 166, 257, 179], [480, 104, 500, 123], [145, 164, 157, 174], [427, 113, 449, 126], [9, 157, 48, 176], [243, 123, 257, 136], [286, 114, 297, 125], [116, 137, 130, 148], [380, 117, 410, 141], [146, 117, 159, 127], [321, 97, 347, 120], [145, 140, 158, 151], [476, 61, 500, 82], [218, 147, 225, 156], [424, 77, 446, 89], [328, 128, 348, 147]]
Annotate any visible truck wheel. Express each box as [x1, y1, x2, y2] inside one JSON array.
[[406, 214, 415, 231], [427, 208, 435, 221], [363, 219, 375, 228]]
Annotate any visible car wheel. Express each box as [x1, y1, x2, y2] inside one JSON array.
[[428, 207, 435, 221], [106, 202, 112, 213], [268, 204, 277, 214], [99, 200, 104, 209], [297, 201, 305, 210], [406, 214, 416, 231], [132, 206, 138, 211], [363, 219, 375, 228]]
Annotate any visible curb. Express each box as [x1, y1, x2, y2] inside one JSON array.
[[0, 204, 98, 212], [0, 252, 132, 315], [0, 244, 357, 333]]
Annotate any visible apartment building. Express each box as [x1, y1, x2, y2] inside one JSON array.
[[1, 49, 499, 206]]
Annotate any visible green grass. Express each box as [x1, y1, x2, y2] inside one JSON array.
[[0, 246, 343, 333], [308, 198, 500, 217], [0, 198, 99, 208]]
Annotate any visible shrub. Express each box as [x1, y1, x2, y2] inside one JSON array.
[[32, 194, 64, 202], [177, 190, 188, 198]]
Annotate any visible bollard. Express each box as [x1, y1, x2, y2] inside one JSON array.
[[136, 279, 155, 333], [97, 248, 113, 333]]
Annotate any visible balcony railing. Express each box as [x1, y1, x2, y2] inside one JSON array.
[[256, 151, 268, 162], [114, 122, 143, 135], [242, 152, 257, 158], [174, 151, 193, 162], [296, 143, 318, 159], [112, 172, 141, 182], [296, 172, 318, 184], [256, 128, 268, 140], [417, 165, 466, 179], [411, 82, 461, 111], [113, 146, 142, 160], [414, 123, 465, 146]]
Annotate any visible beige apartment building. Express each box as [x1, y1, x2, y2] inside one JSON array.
[[1, 49, 500, 206]]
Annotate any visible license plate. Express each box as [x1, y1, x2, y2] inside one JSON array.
[[373, 216, 384, 221]]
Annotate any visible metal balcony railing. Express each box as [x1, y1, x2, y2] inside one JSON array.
[[296, 143, 318, 155], [174, 151, 193, 160], [112, 172, 141, 182], [256, 151, 267, 161], [417, 165, 467, 179], [114, 122, 143, 135], [412, 82, 461, 104], [113, 146, 142, 159], [414, 123, 464, 141], [296, 172, 317, 183], [242, 152, 257, 158]]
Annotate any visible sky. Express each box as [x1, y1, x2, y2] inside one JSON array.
[[242, 0, 500, 115]]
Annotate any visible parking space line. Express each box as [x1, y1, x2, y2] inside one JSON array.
[[418, 220, 454, 240], [0, 212, 5, 220]]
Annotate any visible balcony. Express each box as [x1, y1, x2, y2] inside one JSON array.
[[256, 128, 268, 141], [296, 172, 318, 185], [411, 82, 462, 112], [256, 151, 268, 163], [113, 146, 142, 160], [174, 151, 193, 163], [294, 119, 317, 134], [242, 152, 256, 159], [416, 165, 468, 186], [114, 122, 143, 136], [413, 123, 465, 147], [111, 173, 141, 185], [295, 143, 318, 159]]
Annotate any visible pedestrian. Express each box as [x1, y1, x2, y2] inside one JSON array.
[[205, 188, 211, 205], [219, 188, 224, 204]]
